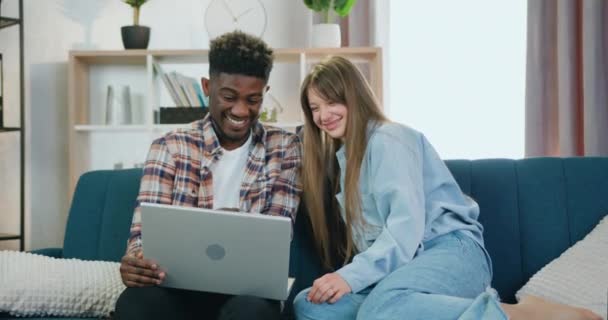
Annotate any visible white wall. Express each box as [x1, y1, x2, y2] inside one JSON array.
[[0, 0, 312, 250], [388, 0, 527, 159], [0, 0, 529, 250]]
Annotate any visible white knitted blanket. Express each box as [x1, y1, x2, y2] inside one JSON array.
[[0, 251, 125, 318], [516, 215, 608, 319]]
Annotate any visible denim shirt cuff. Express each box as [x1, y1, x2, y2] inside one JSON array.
[[336, 263, 367, 294]]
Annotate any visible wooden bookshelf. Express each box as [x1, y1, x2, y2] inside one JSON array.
[[67, 47, 383, 196]]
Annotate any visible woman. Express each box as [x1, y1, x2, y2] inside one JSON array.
[[293, 56, 602, 320]]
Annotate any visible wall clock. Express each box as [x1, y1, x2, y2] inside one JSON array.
[[205, 0, 268, 39]]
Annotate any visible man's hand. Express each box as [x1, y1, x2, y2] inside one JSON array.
[[119, 251, 166, 287], [307, 272, 352, 304]]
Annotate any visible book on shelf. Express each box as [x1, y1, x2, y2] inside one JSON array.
[[192, 79, 206, 107], [175, 73, 203, 107], [153, 61, 206, 108], [152, 62, 181, 106], [167, 72, 190, 107]]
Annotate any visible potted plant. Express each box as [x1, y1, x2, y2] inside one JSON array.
[[121, 0, 150, 49], [304, 0, 357, 47]]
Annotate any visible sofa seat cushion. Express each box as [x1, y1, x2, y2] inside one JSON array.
[[516, 214, 608, 319], [0, 251, 125, 318]]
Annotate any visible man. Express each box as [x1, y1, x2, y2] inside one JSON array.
[[114, 31, 302, 320]]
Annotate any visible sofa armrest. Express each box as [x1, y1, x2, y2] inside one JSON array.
[[29, 247, 63, 258]]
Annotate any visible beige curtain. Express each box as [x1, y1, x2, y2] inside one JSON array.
[[341, 0, 371, 47], [525, 0, 608, 157]]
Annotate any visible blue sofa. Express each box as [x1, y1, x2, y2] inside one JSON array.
[[2, 157, 607, 319]]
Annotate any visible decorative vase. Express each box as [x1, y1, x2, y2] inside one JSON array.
[[105, 85, 132, 125], [121, 25, 150, 49], [311, 23, 341, 48]]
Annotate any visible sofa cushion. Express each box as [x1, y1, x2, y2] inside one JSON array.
[[446, 159, 524, 303], [516, 214, 608, 319], [0, 251, 124, 318], [63, 169, 142, 262], [447, 158, 608, 303]]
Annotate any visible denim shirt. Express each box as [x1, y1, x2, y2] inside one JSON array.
[[335, 122, 485, 293]]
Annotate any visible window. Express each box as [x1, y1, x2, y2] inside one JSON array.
[[388, 0, 527, 159]]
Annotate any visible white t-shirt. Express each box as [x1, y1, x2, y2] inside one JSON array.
[[211, 133, 252, 209]]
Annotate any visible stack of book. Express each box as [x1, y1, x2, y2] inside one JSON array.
[[153, 62, 206, 108], [153, 62, 209, 124]]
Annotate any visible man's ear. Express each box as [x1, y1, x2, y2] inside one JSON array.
[[201, 78, 210, 96], [265, 85, 270, 93]]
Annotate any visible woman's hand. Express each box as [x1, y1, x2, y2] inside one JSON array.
[[307, 272, 352, 304]]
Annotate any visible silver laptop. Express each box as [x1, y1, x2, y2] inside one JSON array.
[[140, 203, 295, 300]]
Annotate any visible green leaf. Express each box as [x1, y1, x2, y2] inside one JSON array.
[[334, 0, 356, 17], [303, 0, 315, 10], [123, 0, 148, 8], [315, 0, 331, 11], [303, 0, 330, 12]]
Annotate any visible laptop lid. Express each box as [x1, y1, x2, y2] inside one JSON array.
[[141, 203, 293, 300]]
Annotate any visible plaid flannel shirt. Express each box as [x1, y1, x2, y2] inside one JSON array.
[[127, 114, 302, 255]]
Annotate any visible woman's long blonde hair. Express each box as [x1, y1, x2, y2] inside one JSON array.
[[300, 56, 387, 270]]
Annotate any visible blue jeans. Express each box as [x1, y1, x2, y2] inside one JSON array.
[[293, 231, 508, 320]]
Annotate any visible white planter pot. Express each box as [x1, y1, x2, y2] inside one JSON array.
[[311, 24, 341, 48]]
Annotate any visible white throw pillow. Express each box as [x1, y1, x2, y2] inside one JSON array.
[[516, 215, 608, 319], [0, 250, 126, 318]]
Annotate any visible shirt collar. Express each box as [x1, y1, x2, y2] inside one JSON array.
[[335, 120, 383, 162], [198, 113, 267, 156]]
